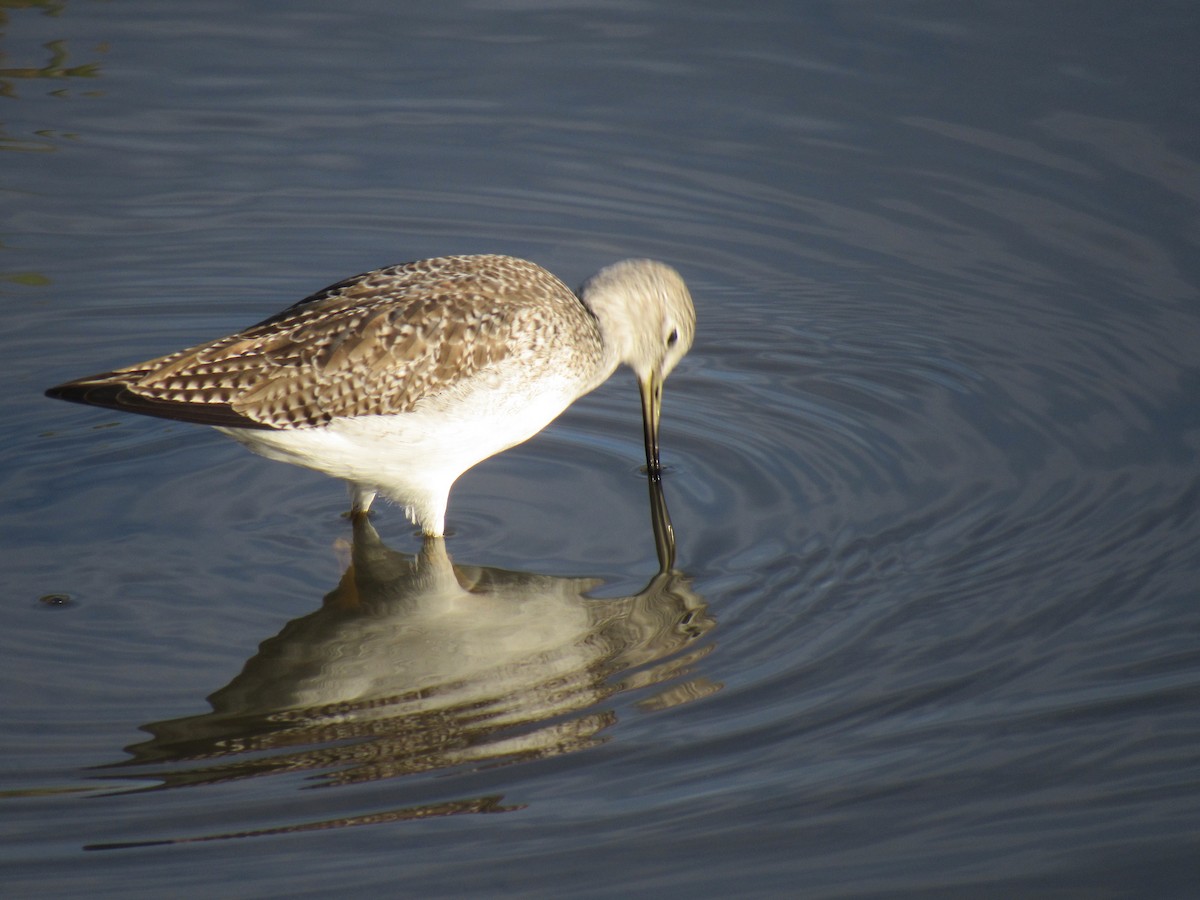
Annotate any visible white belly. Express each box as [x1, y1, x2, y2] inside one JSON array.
[[217, 368, 592, 532]]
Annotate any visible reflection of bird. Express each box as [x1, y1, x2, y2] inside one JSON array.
[[46, 255, 696, 535], [107, 514, 717, 789]]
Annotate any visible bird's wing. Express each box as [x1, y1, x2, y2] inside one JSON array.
[[46, 256, 582, 430]]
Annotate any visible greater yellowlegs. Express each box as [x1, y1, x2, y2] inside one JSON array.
[[47, 254, 695, 535]]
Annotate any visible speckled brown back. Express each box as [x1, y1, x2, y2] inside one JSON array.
[[47, 255, 603, 430]]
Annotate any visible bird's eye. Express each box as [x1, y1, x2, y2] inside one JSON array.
[[667, 328, 679, 347]]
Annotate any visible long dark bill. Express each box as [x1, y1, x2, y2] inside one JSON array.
[[639, 371, 664, 482], [639, 371, 675, 571]]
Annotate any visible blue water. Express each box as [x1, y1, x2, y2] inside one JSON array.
[[3, 1, 1198, 896]]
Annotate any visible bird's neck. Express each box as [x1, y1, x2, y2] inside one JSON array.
[[580, 292, 634, 378]]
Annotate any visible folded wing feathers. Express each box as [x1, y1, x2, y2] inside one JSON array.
[[47, 256, 585, 431]]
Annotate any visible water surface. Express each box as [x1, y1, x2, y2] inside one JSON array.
[[3, 1, 1199, 896]]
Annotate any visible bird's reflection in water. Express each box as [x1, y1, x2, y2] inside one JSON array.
[[101, 486, 717, 796]]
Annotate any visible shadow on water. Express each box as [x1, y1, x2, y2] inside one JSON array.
[[85, 482, 717, 849]]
